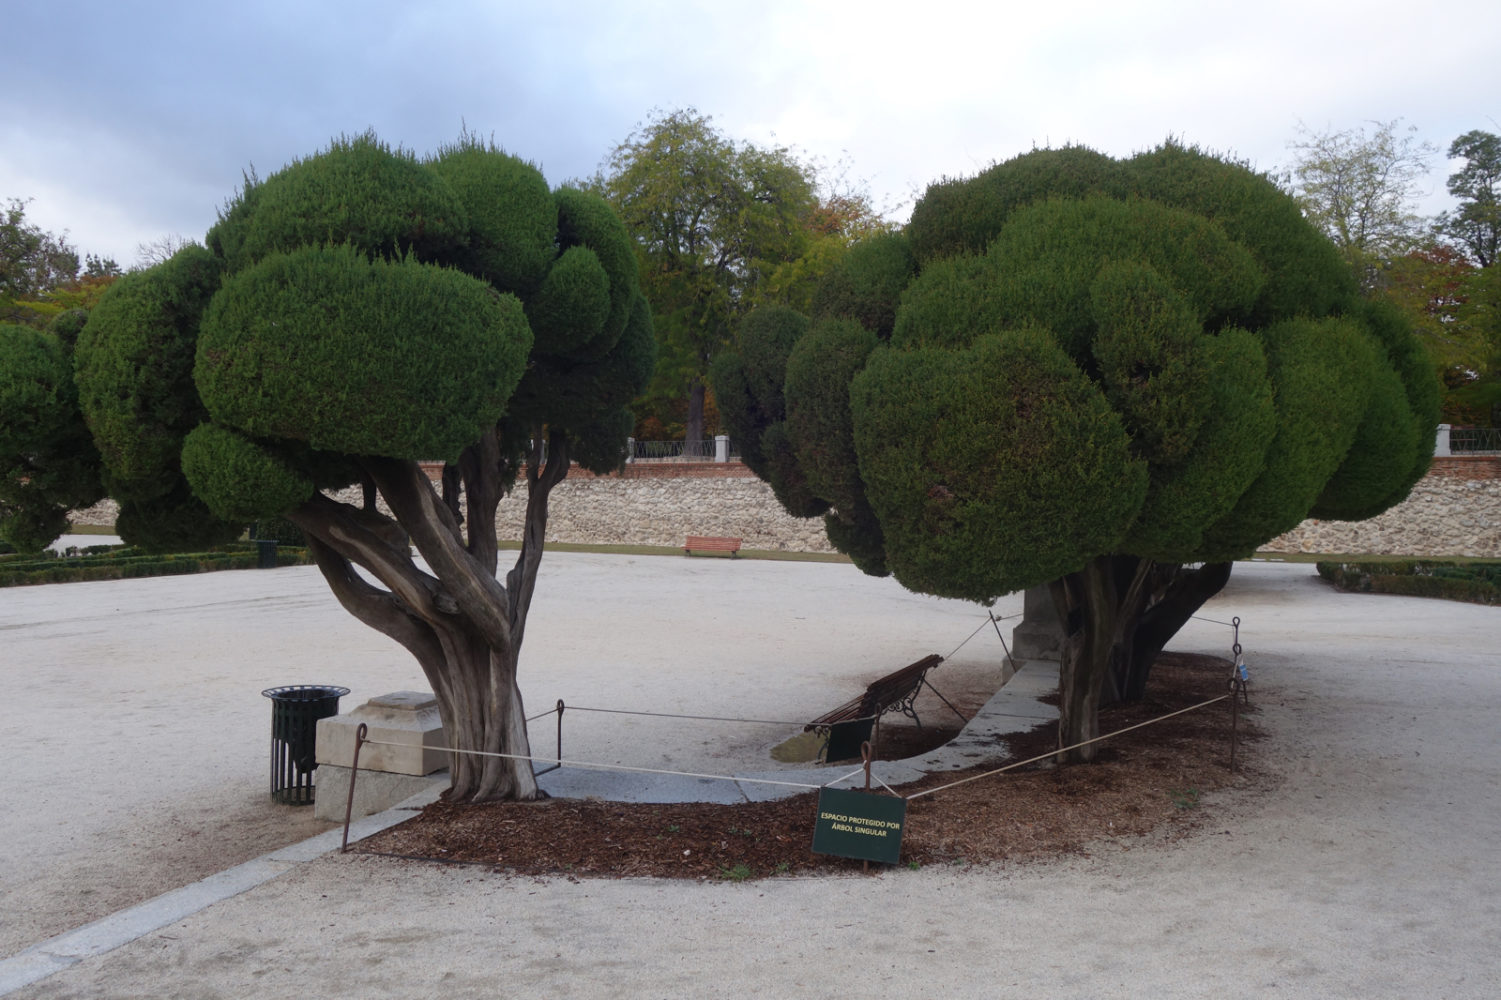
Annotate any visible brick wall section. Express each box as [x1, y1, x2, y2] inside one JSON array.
[[1428, 456, 1501, 481], [73, 457, 1499, 558]]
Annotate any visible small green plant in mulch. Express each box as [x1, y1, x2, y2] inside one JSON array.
[[1316, 560, 1501, 606], [1169, 788, 1201, 810], [717, 863, 754, 882], [0, 542, 313, 587]]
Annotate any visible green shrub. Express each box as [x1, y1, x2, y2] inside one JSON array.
[[0, 542, 311, 587], [1316, 560, 1501, 605]]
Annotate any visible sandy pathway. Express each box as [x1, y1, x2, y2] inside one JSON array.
[[0, 552, 1012, 958]]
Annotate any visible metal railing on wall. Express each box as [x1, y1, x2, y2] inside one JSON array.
[[1448, 426, 1501, 455], [626, 436, 737, 463]]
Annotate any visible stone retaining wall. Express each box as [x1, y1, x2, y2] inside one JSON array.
[[1261, 457, 1501, 558], [69, 457, 1499, 558]]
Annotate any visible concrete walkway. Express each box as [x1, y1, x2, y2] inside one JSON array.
[[3, 557, 1499, 998]]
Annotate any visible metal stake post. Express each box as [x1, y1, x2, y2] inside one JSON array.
[[341, 723, 368, 853]]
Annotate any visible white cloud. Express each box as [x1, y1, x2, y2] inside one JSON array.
[[2, 0, 1497, 259]]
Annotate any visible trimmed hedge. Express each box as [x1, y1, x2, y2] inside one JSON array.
[[0, 543, 312, 587], [1316, 560, 1501, 606]]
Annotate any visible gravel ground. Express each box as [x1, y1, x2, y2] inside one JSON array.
[[4, 556, 1499, 998]]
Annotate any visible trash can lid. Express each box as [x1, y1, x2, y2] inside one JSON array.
[[262, 685, 351, 701]]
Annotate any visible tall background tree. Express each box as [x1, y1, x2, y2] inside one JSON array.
[[1, 198, 121, 327], [3, 133, 655, 802], [1436, 129, 1501, 269], [1286, 119, 1434, 290], [593, 108, 820, 449], [716, 142, 1438, 760]]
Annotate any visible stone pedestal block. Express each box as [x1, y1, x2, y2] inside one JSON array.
[[314, 691, 449, 821], [312, 764, 447, 822], [1011, 585, 1063, 661], [316, 690, 447, 776]]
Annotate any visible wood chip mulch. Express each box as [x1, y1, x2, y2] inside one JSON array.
[[355, 653, 1264, 880]]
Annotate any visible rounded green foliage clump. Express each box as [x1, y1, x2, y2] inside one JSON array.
[[0, 324, 80, 459], [526, 245, 612, 356], [785, 318, 878, 514], [738, 306, 810, 419], [553, 187, 639, 357], [889, 254, 1006, 350], [115, 482, 243, 553], [181, 423, 315, 522], [1350, 297, 1441, 496], [195, 244, 532, 461], [212, 133, 468, 273], [1087, 261, 1208, 465], [811, 231, 916, 338], [851, 331, 1146, 602], [1198, 317, 1378, 559], [428, 140, 557, 294], [709, 306, 826, 517], [74, 245, 223, 500], [982, 196, 1262, 360], [1121, 327, 1276, 561], [46, 308, 90, 352], [1311, 363, 1421, 520], [906, 146, 1124, 265], [1123, 142, 1358, 325], [0, 324, 105, 551]]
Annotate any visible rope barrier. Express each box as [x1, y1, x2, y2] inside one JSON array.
[[356, 736, 874, 792], [905, 693, 1231, 801], [943, 610, 1021, 660]]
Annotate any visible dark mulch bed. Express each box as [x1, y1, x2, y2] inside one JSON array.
[[356, 653, 1262, 880]]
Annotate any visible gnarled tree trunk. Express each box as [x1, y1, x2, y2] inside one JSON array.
[[1049, 557, 1232, 763], [289, 427, 569, 802]]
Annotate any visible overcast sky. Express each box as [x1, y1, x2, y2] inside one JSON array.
[[3, 0, 1497, 267]]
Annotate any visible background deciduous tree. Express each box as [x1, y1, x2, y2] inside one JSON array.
[[593, 108, 818, 450], [1, 198, 121, 328], [1286, 119, 1434, 289], [1436, 129, 1501, 269], [717, 142, 1438, 761]]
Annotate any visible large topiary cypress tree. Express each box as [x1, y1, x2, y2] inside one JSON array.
[[716, 142, 1438, 761], [25, 132, 655, 802]]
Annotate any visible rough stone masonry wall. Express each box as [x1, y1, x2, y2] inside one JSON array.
[[1260, 457, 1501, 558], [493, 464, 837, 552], [68, 457, 1499, 558]]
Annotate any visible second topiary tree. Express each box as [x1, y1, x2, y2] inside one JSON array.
[[716, 142, 1437, 760]]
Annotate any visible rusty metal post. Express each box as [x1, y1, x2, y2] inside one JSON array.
[[1229, 680, 1241, 773], [340, 722, 368, 853], [862, 741, 876, 873]]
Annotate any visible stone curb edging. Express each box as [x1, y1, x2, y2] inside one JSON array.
[[0, 786, 444, 997]]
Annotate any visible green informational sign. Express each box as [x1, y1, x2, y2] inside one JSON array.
[[811, 787, 907, 864]]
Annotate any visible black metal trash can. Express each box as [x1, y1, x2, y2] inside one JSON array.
[[262, 685, 350, 805], [254, 539, 278, 568]]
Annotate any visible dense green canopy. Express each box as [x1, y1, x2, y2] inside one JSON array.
[[720, 143, 1438, 605], [0, 320, 104, 550], [62, 132, 653, 545]]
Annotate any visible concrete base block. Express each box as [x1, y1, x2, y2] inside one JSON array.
[[316, 690, 447, 776], [312, 764, 449, 822], [1012, 585, 1063, 661]]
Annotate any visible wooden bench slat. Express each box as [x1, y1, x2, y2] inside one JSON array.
[[684, 535, 742, 556], [805, 653, 943, 729]]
